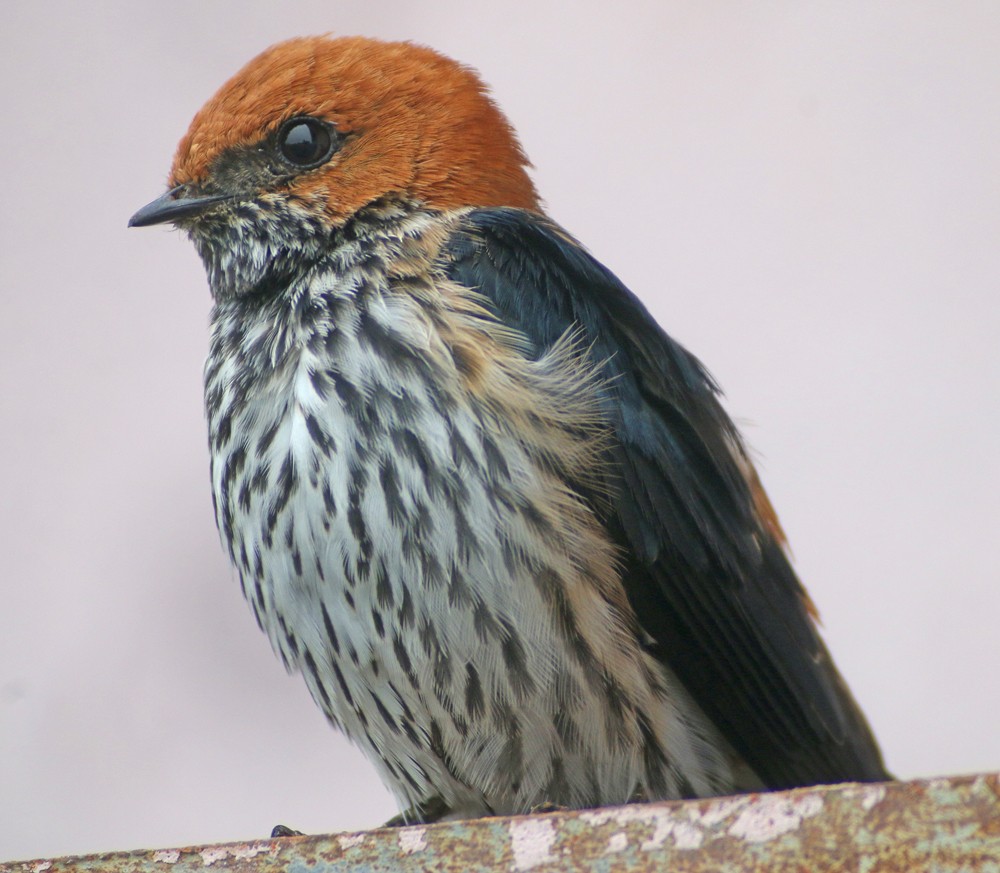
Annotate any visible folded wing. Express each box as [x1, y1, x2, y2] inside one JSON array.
[[442, 208, 888, 788]]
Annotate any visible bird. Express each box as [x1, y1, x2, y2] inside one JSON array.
[[129, 35, 888, 824]]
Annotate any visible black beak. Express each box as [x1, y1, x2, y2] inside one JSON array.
[[128, 186, 233, 228]]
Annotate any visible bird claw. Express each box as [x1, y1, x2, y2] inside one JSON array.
[[529, 801, 567, 815]]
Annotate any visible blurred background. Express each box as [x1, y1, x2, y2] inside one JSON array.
[[2, 1, 998, 862]]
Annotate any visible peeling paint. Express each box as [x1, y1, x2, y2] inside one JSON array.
[[336, 833, 366, 851], [582, 803, 704, 851], [693, 796, 750, 826], [581, 805, 670, 849], [198, 842, 275, 867], [860, 784, 887, 811], [604, 832, 628, 854], [637, 810, 675, 851], [151, 851, 179, 864], [671, 820, 704, 850], [197, 848, 227, 867], [509, 818, 558, 870], [578, 810, 616, 827], [397, 826, 427, 855], [727, 793, 824, 843]]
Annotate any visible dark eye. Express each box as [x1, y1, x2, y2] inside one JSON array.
[[277, 117, 335, 168]]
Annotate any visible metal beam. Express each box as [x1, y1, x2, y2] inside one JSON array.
[[3, 772, 998, 871]]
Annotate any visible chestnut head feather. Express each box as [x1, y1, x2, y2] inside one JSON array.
[[169, 35, 539, 224]]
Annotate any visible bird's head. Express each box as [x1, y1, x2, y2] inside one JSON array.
[[129, 36, 539, 298]]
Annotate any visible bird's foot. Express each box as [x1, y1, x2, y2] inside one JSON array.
[[528, 802, 567, 815], [383, 795, 452, 826]]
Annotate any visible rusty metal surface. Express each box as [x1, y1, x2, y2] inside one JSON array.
[[3, 773, 999, 872]]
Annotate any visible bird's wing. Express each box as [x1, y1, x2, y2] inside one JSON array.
[[441, 207, 888, 788]]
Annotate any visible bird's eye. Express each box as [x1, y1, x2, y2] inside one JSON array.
[[277, 117, 335, 168]]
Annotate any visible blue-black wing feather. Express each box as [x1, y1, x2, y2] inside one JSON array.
[[442, 207, 888, 788]]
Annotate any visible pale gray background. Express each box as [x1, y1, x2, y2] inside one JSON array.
[[2, 1, 997, 862]]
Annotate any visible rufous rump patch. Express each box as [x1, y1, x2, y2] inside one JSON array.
[[744, 464, 821, 621]]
